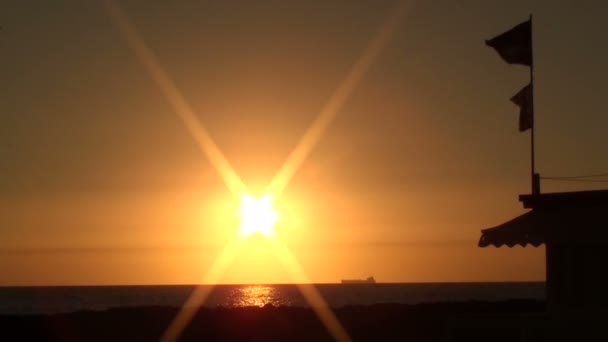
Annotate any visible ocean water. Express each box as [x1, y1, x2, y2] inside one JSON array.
[[0, 282, 544, 315]]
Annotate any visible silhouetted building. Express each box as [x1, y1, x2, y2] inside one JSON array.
[[460, 189, 608, 341], [480, 189, 608, 313]]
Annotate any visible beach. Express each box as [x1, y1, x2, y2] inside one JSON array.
[[0, 300, 547, 341]]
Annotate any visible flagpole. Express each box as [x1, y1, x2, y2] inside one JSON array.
[[529, 14, 538, 195]]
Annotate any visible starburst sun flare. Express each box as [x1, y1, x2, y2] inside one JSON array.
[[105, 1, 409, 340], [238, 194, 279, 237]]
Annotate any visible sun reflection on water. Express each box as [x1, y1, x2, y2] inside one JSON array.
[[232, 285, 277, 307]]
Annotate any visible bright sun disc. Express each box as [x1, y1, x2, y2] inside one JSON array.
[[239, 194, 278, 237]]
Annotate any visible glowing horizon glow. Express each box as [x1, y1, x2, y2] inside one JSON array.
[[238, 194, 279, 237]]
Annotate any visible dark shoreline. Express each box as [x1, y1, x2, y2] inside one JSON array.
[[0, 300, 546, 341]]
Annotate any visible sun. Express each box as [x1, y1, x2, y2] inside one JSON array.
[[238, 194, 279, 237]]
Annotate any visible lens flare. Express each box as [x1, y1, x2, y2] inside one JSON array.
[[104, 1, 411, 341]]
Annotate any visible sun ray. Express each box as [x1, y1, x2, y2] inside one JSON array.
[[269, 236, 352, 342], [265, 1, 412, 198], [104, 0, 247, 197], [159, 237, 247, 342]]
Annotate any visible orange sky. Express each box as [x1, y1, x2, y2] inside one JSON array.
[[1, 0, 607, 285]]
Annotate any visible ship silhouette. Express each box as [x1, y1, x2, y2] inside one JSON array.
[[341, 276, 376, 284]]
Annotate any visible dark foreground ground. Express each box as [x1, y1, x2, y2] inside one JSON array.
[[0, 300, 604, 341]]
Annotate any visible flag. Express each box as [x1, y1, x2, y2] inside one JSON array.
[[511, 83, 533, 131], [486, 19, 532, 66]]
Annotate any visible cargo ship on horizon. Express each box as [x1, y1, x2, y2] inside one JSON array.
[[341, 276, 376, 284]]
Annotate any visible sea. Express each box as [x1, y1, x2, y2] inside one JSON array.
[[0, 282, 544, 316]]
